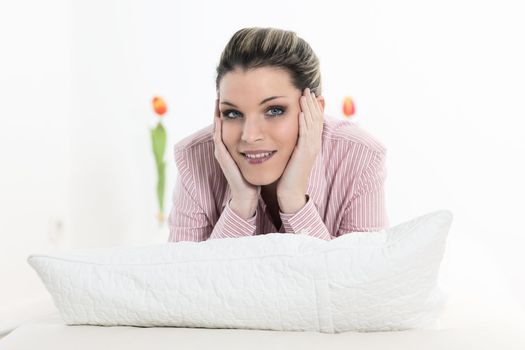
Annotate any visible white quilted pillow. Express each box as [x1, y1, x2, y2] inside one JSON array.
[[27, 210, 452, 333]]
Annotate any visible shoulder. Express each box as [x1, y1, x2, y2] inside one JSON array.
[[320, 116, 387, 181], [173, 124, 215, 170], [322, 115, 387, 156], [174, 124, 214, 154]]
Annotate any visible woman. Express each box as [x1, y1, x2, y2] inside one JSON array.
[[168, 27, 389, 242]]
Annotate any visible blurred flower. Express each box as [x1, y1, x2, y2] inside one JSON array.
[[152, 96, 167, 116], [342, 96, 355, 117], [150, 95, 168, 226]]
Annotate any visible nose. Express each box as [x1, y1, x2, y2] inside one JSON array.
[[240, 117, 264, 143]]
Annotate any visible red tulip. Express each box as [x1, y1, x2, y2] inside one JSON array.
[[152, 96, 167, 116], [342, 96, 355, 117]]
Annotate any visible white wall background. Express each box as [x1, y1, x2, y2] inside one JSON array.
[[1, 0, 524, 319]]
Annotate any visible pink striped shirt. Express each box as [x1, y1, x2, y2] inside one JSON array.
[[168, 115, 389, 242]]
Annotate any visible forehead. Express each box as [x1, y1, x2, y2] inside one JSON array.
[[219, 66, 297, 97]]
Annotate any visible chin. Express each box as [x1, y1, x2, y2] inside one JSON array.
[[243, 172, 279, 186]]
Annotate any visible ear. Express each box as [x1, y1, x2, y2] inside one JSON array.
[[316, 95, 325, 113]]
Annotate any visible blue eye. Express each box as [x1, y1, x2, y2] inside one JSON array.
[[267, 106, 285, 116], [222, 110, 241, 119], [222, 106, 286, 120]]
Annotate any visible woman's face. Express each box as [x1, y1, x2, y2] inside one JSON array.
[[218, 66, 304, 186]]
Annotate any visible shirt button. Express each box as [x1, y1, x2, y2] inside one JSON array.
[[299, 229, 309, 235]]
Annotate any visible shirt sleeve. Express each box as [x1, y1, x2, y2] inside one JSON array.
[[168, 148, 259, 242], [337, 149, 389, 236], [167, 170, 212, 242], [208, 198, 258, 240], [279, 195, 332, 241]]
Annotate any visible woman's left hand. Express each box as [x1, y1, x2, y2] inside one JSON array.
[[277, 87, 324, 213]]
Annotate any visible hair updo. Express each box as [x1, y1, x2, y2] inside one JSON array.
[[215, 27, 322, 97]]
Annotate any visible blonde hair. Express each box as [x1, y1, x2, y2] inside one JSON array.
[[215, 27, 322, 97]]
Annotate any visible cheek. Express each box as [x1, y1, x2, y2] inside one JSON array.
[[274, 116, 299, 148], [221, 123, 240, 150]]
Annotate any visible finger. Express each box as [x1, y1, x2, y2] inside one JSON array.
[[213, 99, 219, 134], [214, 118, 229, 163], [217, 117, 222, 142], [311, 96, 323, 132], [301, 90, 312, 128], [307, 91, 323, 133], [298, 111, 306, 146], [213, 119, 218, 148], [214, 114, 221, 145], [215, 98, 220, 119], [305, 89, 317, 125], [310, 92, 322, 118], [300, 89, 310, 128]]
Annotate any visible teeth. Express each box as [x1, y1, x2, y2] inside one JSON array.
[[245, 152, 272, 159]]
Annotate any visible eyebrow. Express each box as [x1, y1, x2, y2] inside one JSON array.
[[220, 96, 286, 108]]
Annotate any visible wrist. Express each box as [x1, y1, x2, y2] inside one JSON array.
[[229, 197, 258, 219], [277, 194, 307, 214]]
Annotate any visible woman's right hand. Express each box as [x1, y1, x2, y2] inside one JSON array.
[[213, 98, 260, 218]]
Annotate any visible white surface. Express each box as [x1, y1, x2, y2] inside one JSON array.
[[0, 295, 56, 339], [1, 294, 524, 350], [26, 211, 451, 333]]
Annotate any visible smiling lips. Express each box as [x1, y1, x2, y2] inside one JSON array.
[[240, 151, 277, 164], [242, 151, 274, 159]]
